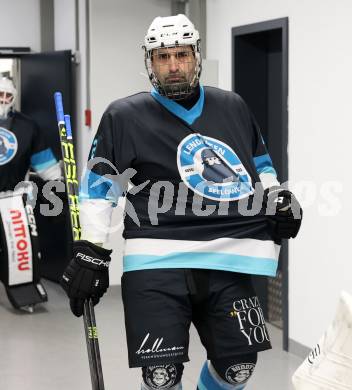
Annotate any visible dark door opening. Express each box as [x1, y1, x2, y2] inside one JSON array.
[[21, 50, 75, 282], [232, 18, 289, 350], [0, 51, 75, 283]]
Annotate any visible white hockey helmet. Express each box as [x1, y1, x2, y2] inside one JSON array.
[[143, 14, 202, 100], [0, 77, 17, 118]]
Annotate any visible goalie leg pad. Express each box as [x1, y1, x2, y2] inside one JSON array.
[[141, 363, 184, 390], [0, 189, 46, 308]]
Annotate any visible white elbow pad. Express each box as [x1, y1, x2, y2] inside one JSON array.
[[37, 162, 62, 181], [79, 198, 115, 244]]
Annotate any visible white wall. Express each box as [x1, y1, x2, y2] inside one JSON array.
[[54, 0, 76, 51], [76, 0, 89, 175], [206, 0, 352, 349], [89, 0, 172, 284], [90, 0, 172, 129], [0, 0, 40, 51], [53, 0, 90, 176]]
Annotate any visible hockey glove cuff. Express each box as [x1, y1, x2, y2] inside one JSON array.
[[265, 186, 303, 240], [60, 240, 112, 317]]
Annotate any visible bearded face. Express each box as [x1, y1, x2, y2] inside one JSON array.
[[151, 45, 197, 99]]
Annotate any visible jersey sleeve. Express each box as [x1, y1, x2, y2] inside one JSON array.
[[239, 98, 280, 189], [30, 122, 61, 180], [79, 109, 135, 244], [252, 121, 280, 189]]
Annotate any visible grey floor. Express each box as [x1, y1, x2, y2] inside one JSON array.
[[0, 280, 303, 390]]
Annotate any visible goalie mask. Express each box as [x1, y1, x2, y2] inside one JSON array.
[[0, 77, 17, 118], [143, 14, 202, 100]]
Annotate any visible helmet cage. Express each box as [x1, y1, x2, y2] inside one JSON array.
[[0, 78, 17, 118], [144, 40, 202, 100]]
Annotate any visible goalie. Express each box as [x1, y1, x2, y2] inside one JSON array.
[[0, 77, 61, 311]]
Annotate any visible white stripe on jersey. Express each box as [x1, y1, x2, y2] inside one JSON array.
[[124, 237, 280, 260]]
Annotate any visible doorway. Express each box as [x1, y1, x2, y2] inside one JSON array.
[[232, 18, 289, 350], [0, 51, 75, 283]]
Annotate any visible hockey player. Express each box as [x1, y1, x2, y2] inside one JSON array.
[[0, 77, 61, 190], [61, 15, 303, 390], [0, 77, 62, 310]]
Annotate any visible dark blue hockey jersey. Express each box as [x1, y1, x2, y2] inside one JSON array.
[[80, 86, 281, 276], [0, 112, 60, 192]]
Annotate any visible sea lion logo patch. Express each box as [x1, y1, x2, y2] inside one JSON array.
[[177, 133, 253, 201], [145, 364, 177, 389], [225, 363, 255, 384]]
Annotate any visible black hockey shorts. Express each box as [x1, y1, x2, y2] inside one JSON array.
[[121, 268, 272, 368]]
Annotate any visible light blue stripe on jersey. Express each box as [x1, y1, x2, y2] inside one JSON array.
[[30, 148, 57, 171], [79, 169, 122, 203], [253, 154, 277, 176], [123, 252, 278, 276], [151, 85, 205, 125]]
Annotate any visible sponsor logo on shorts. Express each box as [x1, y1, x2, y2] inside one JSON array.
[[136, 333, 185, 361], [231, 296, 270, 346], [145, 364, 177, 389], [225, 363, 255, 384]]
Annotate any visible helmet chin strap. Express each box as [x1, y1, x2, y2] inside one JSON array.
[[160, 79, 199, 101]]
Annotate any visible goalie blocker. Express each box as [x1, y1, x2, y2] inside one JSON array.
[[0, 187, 47, 310]]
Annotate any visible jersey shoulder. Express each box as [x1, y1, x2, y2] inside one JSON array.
[[203, 86, 252, 121], [12, 111, 37, 126], [203, 86, 245, 106], [103, 92, 156, 117]]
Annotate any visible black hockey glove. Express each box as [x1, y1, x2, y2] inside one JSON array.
[[60, 240, 112, 317], [265, 186, 303, 240]]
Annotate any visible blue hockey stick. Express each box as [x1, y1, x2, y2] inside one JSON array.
[[54, 92, 105, 390]]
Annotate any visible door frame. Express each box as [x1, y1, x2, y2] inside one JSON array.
[[231, 17, 289, 351]]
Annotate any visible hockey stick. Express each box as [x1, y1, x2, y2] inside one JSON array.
[[54, 92, 105, 390]]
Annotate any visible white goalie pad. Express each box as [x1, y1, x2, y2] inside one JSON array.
[[292, 291, 352, 390], [0, 192, 33, 285]]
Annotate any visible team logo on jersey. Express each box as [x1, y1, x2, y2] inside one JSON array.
[[177, 134, 254, 201], [225, 363, 255, 384], [0, 127, 17, 165], [145, 364, 177, 389]]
